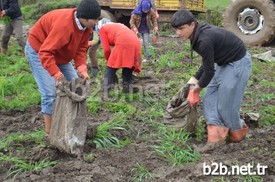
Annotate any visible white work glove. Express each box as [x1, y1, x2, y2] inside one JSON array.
[[187, 77, 198, 85]]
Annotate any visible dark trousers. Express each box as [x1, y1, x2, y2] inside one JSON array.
[[104, 66, 133, 86]]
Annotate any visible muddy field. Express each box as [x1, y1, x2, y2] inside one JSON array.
[[0, 35, 275, 182]]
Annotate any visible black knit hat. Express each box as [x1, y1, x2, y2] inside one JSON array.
[[171, 9, 196, 28], [76, 0, 101, 19]]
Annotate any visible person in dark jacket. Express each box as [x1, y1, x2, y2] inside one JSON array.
[[0, 0, 25, 54], [171, 10, 252, 151]]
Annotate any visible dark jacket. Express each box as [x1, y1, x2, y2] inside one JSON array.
[[191, 22, 247, 88], [0, 0, 22, 19]]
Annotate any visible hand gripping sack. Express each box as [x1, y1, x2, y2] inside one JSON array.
[[165, 84, 197, 132], [50, 78, 89, 156]]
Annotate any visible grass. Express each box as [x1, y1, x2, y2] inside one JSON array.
[[205, 0, 230, 9], [152, 127, 201, 166], [0, 153, 58, 176], [0, 130, 46, 151], [0, 130, 58, 176], [0, 45, 40, 111], [131, 163, 155, 181], [90, 114, 131, 148]]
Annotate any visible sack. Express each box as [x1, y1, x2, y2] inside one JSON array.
[[50, 78, 89, 156], [165, 84, 197, 132]]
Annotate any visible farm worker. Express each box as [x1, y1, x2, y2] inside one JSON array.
[[130, 0, 158, 62], [0, 0, 25, 54], [87, 18, 111, 78], [171, 10, 252, 151], [98, 22, 142, 95], [24, 0, 101, 135]]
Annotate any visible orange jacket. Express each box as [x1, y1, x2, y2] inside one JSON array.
[[99, 23, 142, 72], [28, 8, 91, 76]]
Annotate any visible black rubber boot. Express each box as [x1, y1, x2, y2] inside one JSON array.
[[122, 84, 139, 93]]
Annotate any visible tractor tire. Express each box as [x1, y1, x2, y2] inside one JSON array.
[[100, 10, 116, 22], [223, 0, 275, 46]]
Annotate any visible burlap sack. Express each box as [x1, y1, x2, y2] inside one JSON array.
[[165, 84, 197, 132], [50, 78, 89, 156]]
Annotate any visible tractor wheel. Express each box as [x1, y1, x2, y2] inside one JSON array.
[[223, 0, 275, 46]]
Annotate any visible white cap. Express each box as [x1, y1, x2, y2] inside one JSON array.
[[97, 18, 112, 29]]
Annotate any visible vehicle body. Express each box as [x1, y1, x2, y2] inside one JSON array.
[[99, 0, 206, 26], [223, 0, 275, 46]]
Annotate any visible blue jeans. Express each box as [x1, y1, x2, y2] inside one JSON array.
[[25, 41, 78, 115], [203, 52, 252, 131], [141, 33, 150, 59]]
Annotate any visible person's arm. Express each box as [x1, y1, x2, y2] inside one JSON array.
[[99, 27, 111, 61], [129, 14, 139, 33], [88, 31, 99, 46], [74, 31, 90, 68], [38, 29, 70, 77], [4, 0, 20, 17], [150, 10, 158, 32], [195, 43, 215, 88], [194, 65, 204, 81]]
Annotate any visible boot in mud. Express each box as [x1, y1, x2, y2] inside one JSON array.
[[229, 124, 249, 142], [122, 84, 139, 94], [194, 125, 229, 153]]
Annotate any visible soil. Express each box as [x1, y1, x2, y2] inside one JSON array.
[[0, 35, 275, 182]]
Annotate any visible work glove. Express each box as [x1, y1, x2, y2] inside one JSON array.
[[77, 64, 89, 80], [187, 77, 198, 85], [187, 89, 200, 107], [55, 76, 68, 91], [53, 71, 63, 80]]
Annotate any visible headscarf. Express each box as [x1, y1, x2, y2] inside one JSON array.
[[132, 0, 152, 15], [97, 18, 112, 30]]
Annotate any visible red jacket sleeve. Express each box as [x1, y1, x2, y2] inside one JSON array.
[[99, 27, 111, 61]]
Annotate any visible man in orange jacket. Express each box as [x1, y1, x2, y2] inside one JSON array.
[[25, 0, 101, 136]]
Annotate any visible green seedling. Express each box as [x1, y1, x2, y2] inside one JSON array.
[[152, 127, 200, 166], [131, 163, 155, 182]]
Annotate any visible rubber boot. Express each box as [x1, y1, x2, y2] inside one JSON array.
[[122, 84, 139, 93], [229, 124, 249, 142], [196, 125, 229, 153], [43, 114, 52, 135]]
